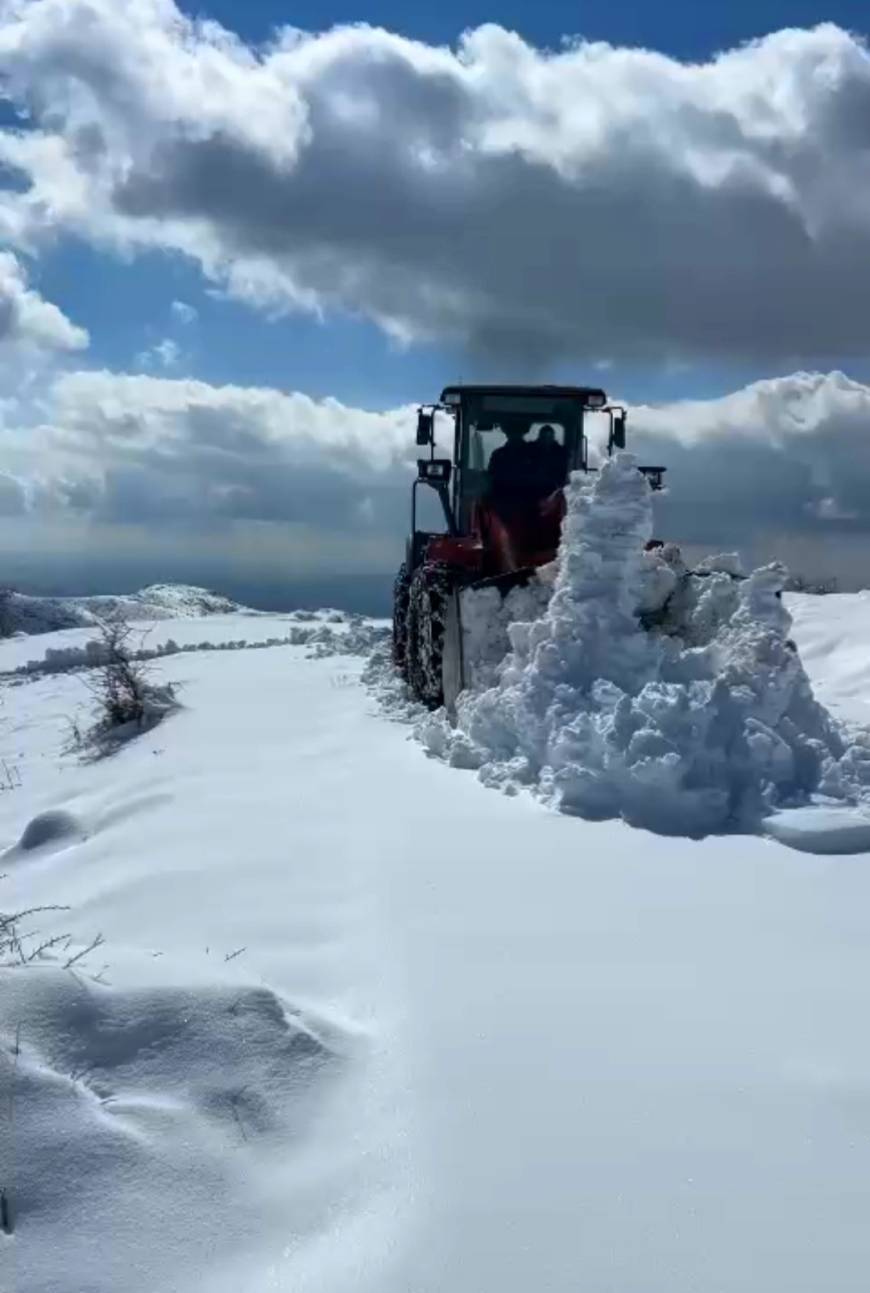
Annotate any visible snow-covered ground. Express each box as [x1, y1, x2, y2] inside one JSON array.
[[3, 577, 870, 1292], [0, 607, 384, 678]]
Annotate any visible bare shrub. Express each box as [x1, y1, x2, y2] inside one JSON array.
[[77, 613, 179, 755]]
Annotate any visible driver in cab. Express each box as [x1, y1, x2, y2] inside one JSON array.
[[487, 421, 566, 506]]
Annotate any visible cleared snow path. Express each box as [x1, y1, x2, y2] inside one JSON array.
[[373, 727, 870, 1292], [4, 624, 870, 1291]]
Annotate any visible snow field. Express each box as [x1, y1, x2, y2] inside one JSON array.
[[2, 644, 409, 1293], [2, 566, 870, 1290]]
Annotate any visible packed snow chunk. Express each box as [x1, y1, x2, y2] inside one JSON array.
[[458, 572, 554, 693], [17, 808, 85, 853], [426, 454, 852, 838], [764, 805, 870, 855]]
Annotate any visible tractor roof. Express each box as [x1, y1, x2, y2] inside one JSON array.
[[439, 383, 607, 407]]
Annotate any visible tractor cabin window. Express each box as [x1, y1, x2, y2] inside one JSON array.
[[468, 420, 567, 471], [459, 406, 579, 525]]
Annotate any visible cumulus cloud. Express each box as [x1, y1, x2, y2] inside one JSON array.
[[0, 250, 87, 353], [631, 371, 870, 561], [1, 5, 870, 363], [0, 364, 865, 589], [26, 369, 417, 535]]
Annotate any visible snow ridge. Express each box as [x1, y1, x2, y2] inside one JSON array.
[[1, 583, 246, 637]]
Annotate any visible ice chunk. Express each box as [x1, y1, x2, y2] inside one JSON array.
[[764, 805, 870, 855]]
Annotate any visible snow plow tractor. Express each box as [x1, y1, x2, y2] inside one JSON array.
[[393, 384, 666, 710]]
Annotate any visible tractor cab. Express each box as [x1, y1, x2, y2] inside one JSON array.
[[412, 385, 633, 576], [444, 385, 608, 529], [395, 383, 665, 709]]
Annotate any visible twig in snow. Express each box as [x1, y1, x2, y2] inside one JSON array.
[[0, 760, 21, 792], [23, 932, 73, 963], [0, 904, 71, 965], [63, 933, 105, 970], [224, 946, 246, 963]]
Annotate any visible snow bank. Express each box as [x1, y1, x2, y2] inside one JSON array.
[[12, 618, 388, 678], [419, 455, 870, 838]]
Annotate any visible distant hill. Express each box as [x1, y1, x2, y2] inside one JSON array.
[[0, 583, 246, 637]]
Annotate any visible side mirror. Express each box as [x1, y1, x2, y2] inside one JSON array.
[[612, 412, 627, 450], [416, 410, 434, 446], [418, 458, 452, 485]]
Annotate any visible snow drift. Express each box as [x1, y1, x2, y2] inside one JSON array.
[[0, 964, 346, 1291], [419, 455, 870, 838]]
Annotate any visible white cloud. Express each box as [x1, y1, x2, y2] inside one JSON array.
[[137, 337, 181, 369], [170, 299, 197, 325], [0, 250, 87, 353], [628, 371, 870, 580], [0, 364, 867, 590], [16, 369, 417, 541], [0, 6, 869, 363]]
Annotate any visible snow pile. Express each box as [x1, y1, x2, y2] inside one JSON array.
[[454, 545, 750, 695], [419, 454, 870, 837]]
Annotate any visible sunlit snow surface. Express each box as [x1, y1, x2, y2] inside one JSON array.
[[2, 558, 870, 1293]]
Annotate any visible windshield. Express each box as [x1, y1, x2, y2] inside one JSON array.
[[462, 396, 582, 469], [457, 397, 583, 521], [467, 419, 566, 471]]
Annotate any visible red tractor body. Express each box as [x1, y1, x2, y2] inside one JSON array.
[[392, 384, 663, 709]]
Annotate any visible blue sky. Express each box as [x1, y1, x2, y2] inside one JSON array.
[[188, 0, 867, 61]]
